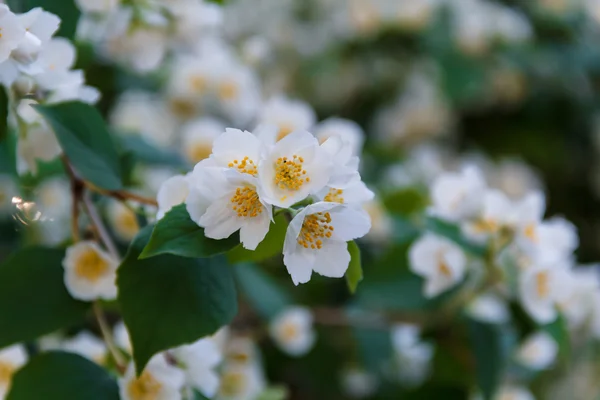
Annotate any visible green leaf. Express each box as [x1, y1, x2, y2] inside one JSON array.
[[425, 217, 487, 257], [0, 248, 90, 348], [7, 352, 119, 400], [467, 319, 508, 400], [233, 263, 292, 319], [383, 188, 429, 216], [140, 204, 239, 259], [117, 135, 188, 168], [227, 214, 288, 263], [346, 241, 363, 294], [542, 313, 570, 361], [256, 386, 289, 400], [118, 225, 238, 373], [35, 101, 123, 191]]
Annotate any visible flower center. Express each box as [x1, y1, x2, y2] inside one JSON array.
[[438, 259, 452, 277], [0, 361, 16, 385], [276, 123, 295, 141], [324, 188, 344, 203], [190, 75, 206, 93], [220, 371, 246, 396], [75, 249, 109, 282], [297, 212, 334, 250], [536, 271, 550, 299], [274, 155, 309, 198], [230, 186, 262, 218], [472, 218, 498, 234], [118, 208, 140, 237], [187, 142, 213, 163], [228, 156, 258, 176], [169, 97, 196, 118], [218, 80, 238, 100], [524, 223, 537, 242], [281, 322, 299, 341], [127, 370, 162, 400]]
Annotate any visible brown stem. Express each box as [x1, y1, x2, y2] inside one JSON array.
[[93, 302, 126, 373], [82, 190, 121, 260], [84, 182, 158, 207], [61, 156, 83, 242]]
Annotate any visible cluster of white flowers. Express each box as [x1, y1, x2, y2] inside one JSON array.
[[390, 324, 434, 387], [156, 125, 373, 285], [410, 163, 600, 337]]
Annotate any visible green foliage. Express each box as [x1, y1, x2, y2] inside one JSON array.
[[117, 135, 188, 169], [35, 102, 123, 191], [0, 248, 89, 348], [233, 263, 292, 319], [227, 214, 288, 263], [7, 352, 119, 400], [117, 225, 238, 373], [543, 313, 570, 361], [346, 241, 363, 294], [383, 187, 429, 216], [140, 204, 240, 259]]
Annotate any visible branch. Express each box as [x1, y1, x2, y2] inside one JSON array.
[[93, 302, 126, 373], [84, 182, 158, 207], [82, 189, 121, 260]]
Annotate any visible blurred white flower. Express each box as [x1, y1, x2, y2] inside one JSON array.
[[314, 118, 365, 156], [362, 199, 393, 243], [515, 331, 558, 370], [113, 321, 132, 354], [519, 263, 568, 324], [16, 122, 62, 176], [391, 324, 433, 387], [462, 189, 514, 241], [35, 177, 71, 220], [0, 6, 25, 64], [0, 344, 28, 399], [61, 331, 107, 365], [120, 354, 185, 400], [62, 241, 119, 301], [269, 307, 316, 356], [75, 0, 120, 14], [394, 0, 439, 31], [156, 174, 190, 220], [107, 200, 140, 242], [429, 166, 486, 222], [258, 95, 316, 142], [340, 367, 379, 399], [283, 202, 371, 285], [556, 267, 600, 328], [180, 117, 225, 165], [494, 385, 535, 400], [217, 362, 266, 400], [467, 293, 510, 324], [171, 338, 222, 398]]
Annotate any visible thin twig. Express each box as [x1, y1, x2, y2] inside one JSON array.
[[82, 190, 121, 260], [93, 302, 126, 373], [84, 182, 158, 207], [61, 156, 82, 242]]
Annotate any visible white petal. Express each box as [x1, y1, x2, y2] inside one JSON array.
[[239, 212, 270, 250], [311, 241, 351, 278], [330, 206, 372, 242], [200, 199, 242, 239], [283, 246, 315, 285]]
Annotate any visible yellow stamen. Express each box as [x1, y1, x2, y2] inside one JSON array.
[[536, 271, 550, 299], [230, 186, 262, 218], [274, 154, 308, 192], [0, 361, 16, 385], [231, 156, 258, 176], [297, 212, 334, 250], [324, 188, 345, 204], [220, 371, 246, 396], [75, 249, 109, 282], [218, 80, 238, 100], [127, 370, 162, 400]]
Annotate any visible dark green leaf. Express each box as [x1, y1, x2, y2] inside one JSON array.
[[256, 386, 289, 400], [467, 319, 507, 400], [7, 352, 119, 400], [346, 241, 363, 294], [0, 248, 89, 348], [35, 102, 122, 191], [227, 214, 288, 263], [117, 135, 188, 168], [542, 313, 570, 361], [140, 204, 239, 259], [118, 225, 238, 373], [233, 263, 292, 319]]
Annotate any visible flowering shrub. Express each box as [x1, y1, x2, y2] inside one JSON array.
[[1, 0, 600, 399]]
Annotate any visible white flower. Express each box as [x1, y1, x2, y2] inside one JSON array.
[[35, 177, 71, 220], [62, 241, 119, 301], [362, 199, 393, 243], [0, 344, 28, 399], [533, 217, 579, 265], [515, 331, 558, 370], [204, 127, 265, 174], [75, 0, 120, 14], [313, 118, 365, 156], [120, 354, 185, 400], [16, 122, 62, 176], [187, 165, 272, 250], [409, 233, 467, 298], [113, 321, 132, 354], [217, 362, 266, 400], [494, 385, 535, 400], [0, 174, 18, 216], [390, 324, 433, 387], [429, 166, 486, 222], [519, 263, 568, 324], [340, 367, 379, 399], [257, 95, 316, 142], [556, 267, 599, 328], [171, 338, 222, 398], [395, 0, 438, 31], [258, 130, 332, 208], [61, 331, 107, 365], [30, 37, 77, 90], [106, 27, 168, 73], [282, 202, 371, 285], [462, 189, 514, 241], [212, 61, 261, 125], [512, 191, 546, 252], [157, 174, 190, 220], [466, 293, 510, 324], [180, 118, 225, 165], [269, 307, 316, 356], [107, 200, 140, 242], [11, 7, 60, 67], [0, 6, 25, 64]]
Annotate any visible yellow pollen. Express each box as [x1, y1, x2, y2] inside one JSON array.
[[324, 188, 345, 204], [119, 208, 140, 238], [536, 271, 550, 299], [524, 223, 537, 242], [281, 322, 299, 341], [169, 97, 196, 118], [438, 260, 452, 277], [218, 80, 238, 100], [297, 212, 334, 249], [220, 371, 246, 396], [190, 75, 206, 93], [0, 361, 16, 385], [228, 352, 250, 364], [230, 156, 258, 176], [274, 154, 308, 191], [187, 143, 213, 163], [473, 219, 498, 234], [75, 249, 110, 282], [276, 123, 295, 141], [230, 186, 262, 218], [127, 370, 162, 400]]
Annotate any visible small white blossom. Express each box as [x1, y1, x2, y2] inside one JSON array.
[[113, 321, 132, 354], [340, 367, 379, 399], [494, 385, 535, 400], [429, 166, 486, 222], [120, 354, 185, 400], [515, 331, 558, 370], [283, 202, 371, 285], [362, 199, 393, 243], [257, 95, 316, 142], [391, 324, 433, 387], [180, 117, 225, 165], [519, 263, 568, 324], [409, 233, 467, 298], [157, 174, 190, 220], [107, 200, 140, 242], [16, 122, 62, 176], [313, 118, 365, 156], [75, 0, 120, 14], [269, 307, 316, 356], [171, 338, 222, 398], [217, 362, 266, 400], [0, 6, 25, 64], [61, 331, 107, 365], [462, 189, 514, 241], [62, 241, 119, 301], [467, 293, 510, 324], [0, 344, 28, 399]]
